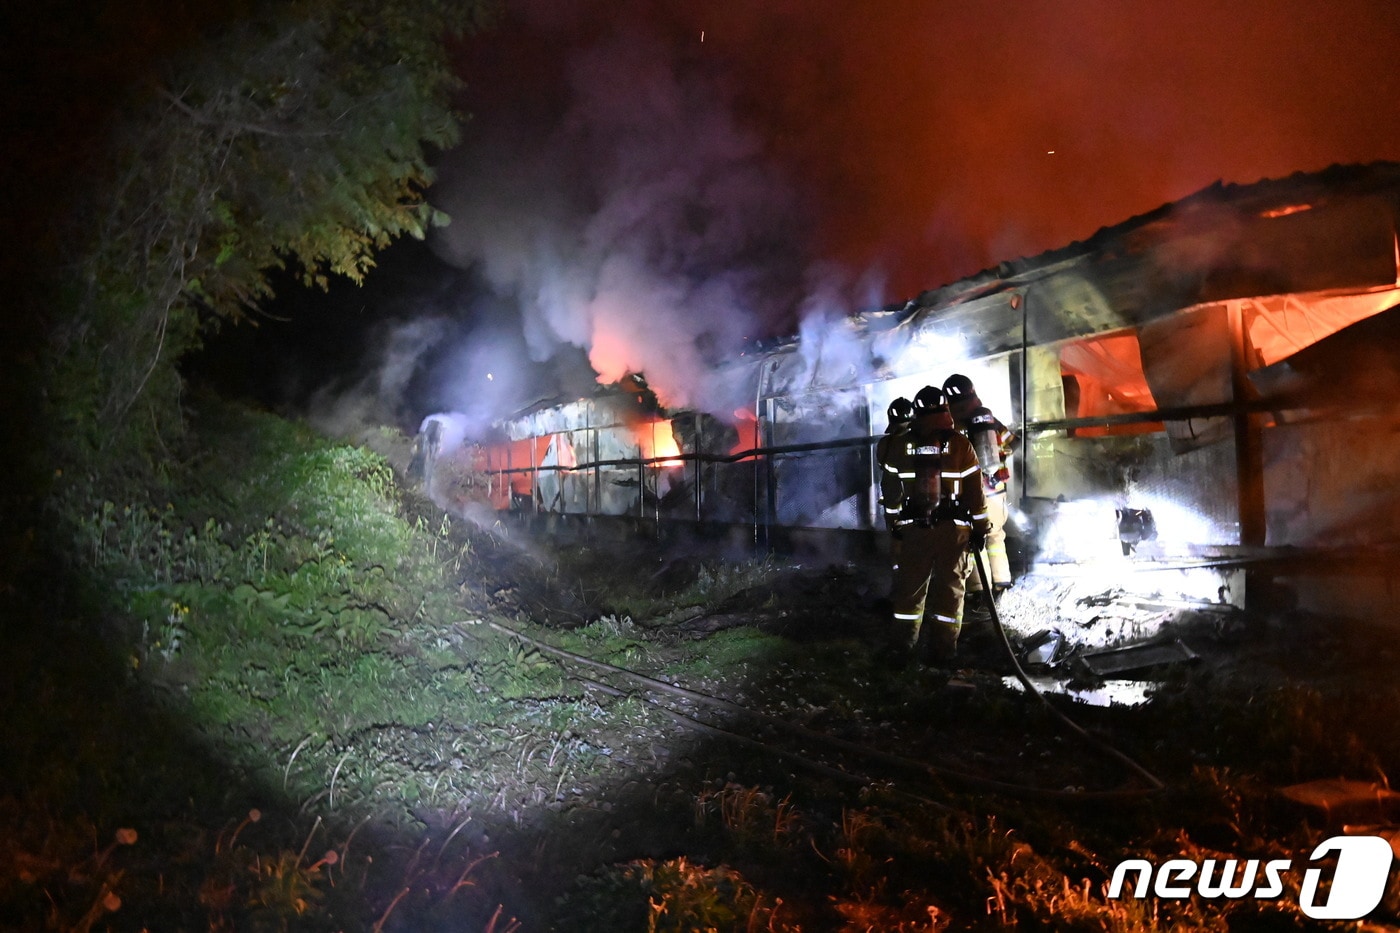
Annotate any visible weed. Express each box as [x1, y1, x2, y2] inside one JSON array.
[[561, 856, 794, 933], [816, 808, 889, 892], [142, 599, 191, 662], [582, 613, 636, 642], [697, 783, 801, 851], [0, 818, 140, 933], [830, 894, 947, 932]]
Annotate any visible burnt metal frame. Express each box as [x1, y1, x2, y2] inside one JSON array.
[[483, 391, 1351, 543]]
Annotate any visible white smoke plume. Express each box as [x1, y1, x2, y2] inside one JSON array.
[[431, 12, 814, 412], [793, 266, 888, 391]]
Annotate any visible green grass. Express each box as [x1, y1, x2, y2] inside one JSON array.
[[8, 400, 525, 930]]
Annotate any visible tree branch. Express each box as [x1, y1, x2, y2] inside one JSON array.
[[157, 85, 333, 139]]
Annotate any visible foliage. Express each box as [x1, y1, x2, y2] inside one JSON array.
[[694, 783, 800, 852], [0, 805, 139, 933], [40, 0, 493, 477], [564, 857, 794, 933], [9, 399, 517, 929], [67, 419, 416, 655]]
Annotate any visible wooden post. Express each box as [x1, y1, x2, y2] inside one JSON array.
[[1018, 289, 1030, 502], [1227, 304, 1266, 547]]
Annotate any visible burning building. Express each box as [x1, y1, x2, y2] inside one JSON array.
[[426, 162, 1400, 620]]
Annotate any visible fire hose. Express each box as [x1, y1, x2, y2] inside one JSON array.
[[971, 549, 1165, 794]]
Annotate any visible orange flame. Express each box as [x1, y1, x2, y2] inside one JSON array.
[[635, 418, 684, 467], [1259, 203, 1312, 219]]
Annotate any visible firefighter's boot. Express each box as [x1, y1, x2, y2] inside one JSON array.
[[924, 620, 960, 665]]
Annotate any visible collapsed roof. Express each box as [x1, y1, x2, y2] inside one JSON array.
[[883, 161, 1400, 355]]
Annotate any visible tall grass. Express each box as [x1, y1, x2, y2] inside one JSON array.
[[4, 399, 517, 931]]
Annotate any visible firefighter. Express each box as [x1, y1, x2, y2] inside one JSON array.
[[875, 397, 915, 535], [942, 373, 1015, 618], [883, 385, 992, 664]]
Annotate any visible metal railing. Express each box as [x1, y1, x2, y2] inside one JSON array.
[[474, 391, 1381, 539], [483, 433, 878, 536]]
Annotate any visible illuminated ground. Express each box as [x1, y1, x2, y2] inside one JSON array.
[[269, 521, 1400, 928], [8, 462, 1400, 930]]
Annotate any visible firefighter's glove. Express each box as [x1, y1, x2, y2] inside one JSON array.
[[969, 527, 988, 551], [892, 519, 912, 541]]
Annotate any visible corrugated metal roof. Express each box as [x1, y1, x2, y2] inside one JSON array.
[[895, 162, 1400, 351]]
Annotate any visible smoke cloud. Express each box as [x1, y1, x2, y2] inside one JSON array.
[[433, 9, 815, 410]]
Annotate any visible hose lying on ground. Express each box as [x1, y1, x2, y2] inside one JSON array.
[[972, 549, 1165, 794]]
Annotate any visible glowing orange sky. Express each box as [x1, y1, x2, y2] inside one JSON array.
[[650, 0, 1400, 299]]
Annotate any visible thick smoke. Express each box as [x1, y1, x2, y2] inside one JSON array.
[[409, 293, 601, 437], [431, 12, 815, 411]]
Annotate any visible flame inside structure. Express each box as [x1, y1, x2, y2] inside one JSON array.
[[634, 418, 684, 467], [1258, 203, 1313, 219]]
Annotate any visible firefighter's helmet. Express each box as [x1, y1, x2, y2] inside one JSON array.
[[942, 373, 976, 400], [887, 397, 914, 425], [912, 385, 948, 413]]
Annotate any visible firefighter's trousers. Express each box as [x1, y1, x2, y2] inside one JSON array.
[[891, 522, 970, 657], [966, 490, 1010, 592]]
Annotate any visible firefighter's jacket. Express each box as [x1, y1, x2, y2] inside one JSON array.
[[953, 399, 1015, 495], [874, 425, 909, 530], [879, 415, 992, 538]]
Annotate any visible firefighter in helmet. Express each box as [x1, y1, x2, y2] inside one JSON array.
[[942, 373, 1015, 617], [883, 385, 992, 664], [875, 397, 915, 534]]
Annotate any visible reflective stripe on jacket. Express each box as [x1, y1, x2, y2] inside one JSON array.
[[883, 417, 991, 538]]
